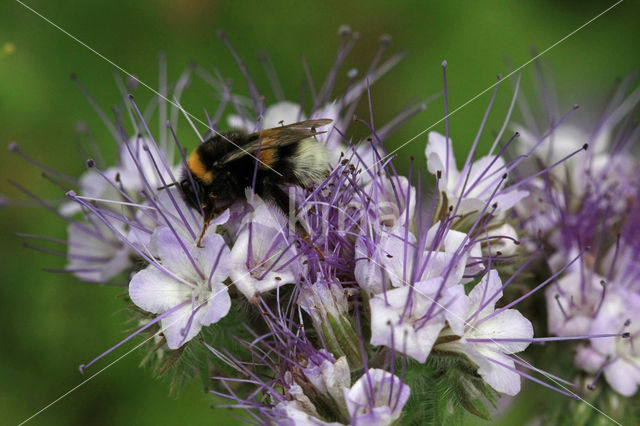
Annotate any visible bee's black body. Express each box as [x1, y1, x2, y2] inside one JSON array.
[[179, 119, 332, 227]]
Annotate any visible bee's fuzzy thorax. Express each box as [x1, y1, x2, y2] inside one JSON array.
[[288, 137, 330, 187]]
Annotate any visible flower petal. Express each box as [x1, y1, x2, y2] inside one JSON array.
[[604, 358, 640, 397], [426, 131, 459, 186], [129, 267, 191, 313]]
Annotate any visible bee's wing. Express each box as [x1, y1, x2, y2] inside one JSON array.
[[220, 119, 332, 165]]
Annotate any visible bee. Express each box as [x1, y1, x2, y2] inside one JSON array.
[[176, 119, 333, 246]]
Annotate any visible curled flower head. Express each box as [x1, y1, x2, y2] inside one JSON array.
[[513, 67, 640, 402]]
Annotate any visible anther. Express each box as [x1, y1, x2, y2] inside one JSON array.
[[338, 25, 351, 37]]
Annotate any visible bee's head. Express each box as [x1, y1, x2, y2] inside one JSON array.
[[180, 141, 241, 222], [178, 176, 206, 213], [179, 174, 237, 222]]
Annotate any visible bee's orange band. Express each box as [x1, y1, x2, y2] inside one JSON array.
[[187, 151, 214, 184], [259, 148, 277, 168]]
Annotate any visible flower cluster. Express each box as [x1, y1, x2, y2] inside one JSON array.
[[514, 72, 640, 398], [10, 29, 637, 424]]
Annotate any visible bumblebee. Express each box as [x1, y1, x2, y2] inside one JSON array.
[[177, 119, 332, 245]]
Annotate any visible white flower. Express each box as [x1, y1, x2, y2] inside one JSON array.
[[302, 352, 351, 414], [360, 175, 415, 231], [438, 270, 534, 396], [300, 280, 349, 326], [275, 372, 343, 426], [66, 219, 131, 282], [228, 100, 305, 131], [545, 270, 605, 337], [274, 400, 342, 426], [344, 369, 410, 426], [379, 223, 479, 289], [126, 187, 229, 250], [484, 223, 519, 257], [354, 236, 391, 296], [577, 285, 640, 396], [61, 137, 177, 216], [129, 227, 231, 349], [369, 278, 465, 363], [229, 221, 304, 302], [425, 131, 528, 215]]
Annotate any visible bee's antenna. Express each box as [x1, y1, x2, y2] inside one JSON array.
[[156, 181, 180, 191]]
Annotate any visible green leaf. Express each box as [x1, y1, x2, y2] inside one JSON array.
[[401, 351, 498, 425]]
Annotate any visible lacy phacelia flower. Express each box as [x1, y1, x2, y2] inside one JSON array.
[[229, 218, 304, 302], [370, 277, 465, 362], [436, 270, 534, 396], [66, 219, 132, 282], [344, 369, 410, 425], [129, 227, 231, 349], [545, 270, 606, 337], [360, 175, 416, 231], [302, 351, 351, 418], [514, 69, 640, 401], [426, 131, 528, 217], [9, 28, 602, 424], [575, 284, 640, 396], [60, 137, 177, 216]]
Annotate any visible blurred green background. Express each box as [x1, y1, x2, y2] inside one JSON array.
[[1, 1, 638, 425]]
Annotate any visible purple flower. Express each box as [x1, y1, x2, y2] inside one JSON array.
[[378, 222, 481, 289], [302, 351, 351, 417], [576, 285, 640, 396], [360, 175, 416, 230], [511, 70, 640, 403], [13, 26, 608, 424]]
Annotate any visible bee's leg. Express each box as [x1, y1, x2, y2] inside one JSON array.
[[196, 219, 211, 248]]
